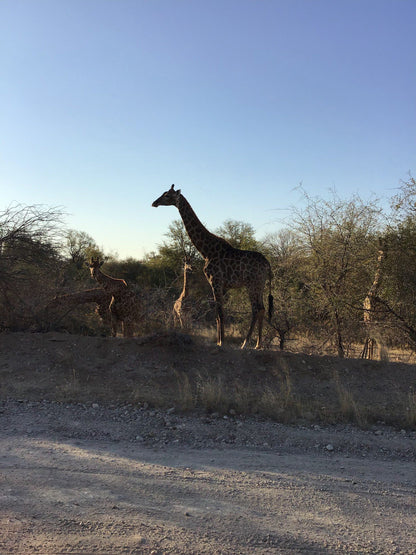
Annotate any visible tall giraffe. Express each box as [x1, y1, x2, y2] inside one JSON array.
[[88, 258, 141, 338], [49, 288, 115, 335], [152, 185, 273, 348], [361, 241, 386, 359], [173, 257, 193, 329]]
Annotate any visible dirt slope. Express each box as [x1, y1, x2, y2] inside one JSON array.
[[1, 331, 415, 426]]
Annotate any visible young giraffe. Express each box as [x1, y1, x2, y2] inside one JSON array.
[[361, 241, 386, 359], [173, 257, 193, 329], [153, 185, 273, 348], [49, 288, 115, 335], [88, 257, 140, 338]]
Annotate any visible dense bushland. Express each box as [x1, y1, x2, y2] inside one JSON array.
[[2, 177, 416, 358]]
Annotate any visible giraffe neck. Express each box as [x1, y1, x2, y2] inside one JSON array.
[[177, 194, 229, 259], [95, 270, 126, 294], [369, 249, 385, 295], [181, 268, 191, 297], [54, 289, 110, 306]]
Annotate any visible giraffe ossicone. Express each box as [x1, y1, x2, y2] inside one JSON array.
[[153, 185, 273, 348]]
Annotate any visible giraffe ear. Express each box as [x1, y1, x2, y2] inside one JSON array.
[[177, 189, 181, 195]]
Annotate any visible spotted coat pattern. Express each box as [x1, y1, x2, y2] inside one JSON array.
[[49, 288, 114, 334], [173, 260, 193, 329], [88, 258, 142, 338], [152, 185, 273, 348], [362, 244, 386, 359]]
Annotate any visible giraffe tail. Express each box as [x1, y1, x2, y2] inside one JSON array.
[[267, 266, 273, 322]]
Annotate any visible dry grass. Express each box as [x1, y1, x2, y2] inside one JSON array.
[[175, 366, 305, 420], [196, 374, 230, 413], [175, 371, 196, 411], [333, 370, 367, 427], [257, 363, 303, 421], [2, 331, 416, 429]]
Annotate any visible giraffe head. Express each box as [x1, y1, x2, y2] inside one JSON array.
[[183, 255, 193, 273], [87, 257, 104, 279], [152, 184, 181, 208]]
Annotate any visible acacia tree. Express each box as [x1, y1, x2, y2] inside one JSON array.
[[153, 220, 200, 270], [292, 189, 382, 357], [0, 203, 65, 329], [64, 230, 101, 269], [377, 176, 416, 347], [215, 220, 259, 250], [262, 229, 309, 349], [391, 175, 416, 219], [378, 222, 416, 346]]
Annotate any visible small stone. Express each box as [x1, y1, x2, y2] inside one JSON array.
[[325, 444, 334, 452], [92, 403, 99, 409]]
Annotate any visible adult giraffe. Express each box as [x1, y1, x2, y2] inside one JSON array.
[[152, 185, 273, 348]]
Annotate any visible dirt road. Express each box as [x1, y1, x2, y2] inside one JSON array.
[[1, 400, 415, 554]]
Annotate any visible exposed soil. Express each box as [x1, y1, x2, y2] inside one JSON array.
[[1, 331, 415, 554]]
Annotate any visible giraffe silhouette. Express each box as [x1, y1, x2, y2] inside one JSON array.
[[153, 185, 273, 348], [88, 258, 142, 338]]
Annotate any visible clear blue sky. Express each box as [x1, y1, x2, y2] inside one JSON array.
[[1, 0, 415, 258]]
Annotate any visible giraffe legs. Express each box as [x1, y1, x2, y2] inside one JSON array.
[[211, 285, 225, 346], [255, 307, 265, 349], [173, 301, 184, 329], [110, 319, 118, 337], [108, 297, 118, 337], [215, 302, 225, 346], [211, 283, 267, 349], [241, 301, 265, 349]]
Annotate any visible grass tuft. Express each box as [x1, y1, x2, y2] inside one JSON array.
[[175, 371, 196, 411], [406, 389, 416, 428], [196, 374, 230, 413], [333, 370, 367, 427]]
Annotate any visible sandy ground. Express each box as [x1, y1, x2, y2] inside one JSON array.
[[1, 400, 415, 554]]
